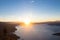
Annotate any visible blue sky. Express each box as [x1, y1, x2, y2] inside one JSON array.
[[0, 0, 60, 22]]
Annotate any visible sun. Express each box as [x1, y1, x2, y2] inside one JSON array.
[[24, 19, 31, 25]]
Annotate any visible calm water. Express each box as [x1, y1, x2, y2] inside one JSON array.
[[15, 24, 60, 40]]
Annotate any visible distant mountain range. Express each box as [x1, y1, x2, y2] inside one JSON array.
[[31, 21, 60, 26], [0, 21, 60, 26]]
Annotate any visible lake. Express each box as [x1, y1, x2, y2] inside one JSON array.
[[15, 24, 60, 40]]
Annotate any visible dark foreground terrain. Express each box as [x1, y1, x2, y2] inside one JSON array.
[[0, 21, 60, 40], [0, 22, 20, 40]]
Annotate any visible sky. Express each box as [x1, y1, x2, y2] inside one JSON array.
[[0, 0, 60, 22]]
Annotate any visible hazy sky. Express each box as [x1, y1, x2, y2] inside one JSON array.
[[0, 0, 60, 22]]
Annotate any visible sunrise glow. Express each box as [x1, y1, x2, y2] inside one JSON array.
[[23, 19, 31, 25]]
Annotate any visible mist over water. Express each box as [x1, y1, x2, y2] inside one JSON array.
[[15, 24, 60, 40]]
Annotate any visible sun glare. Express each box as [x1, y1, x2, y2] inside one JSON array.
[[24, 19, 30, 25], [24, 19, 31, 25]]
